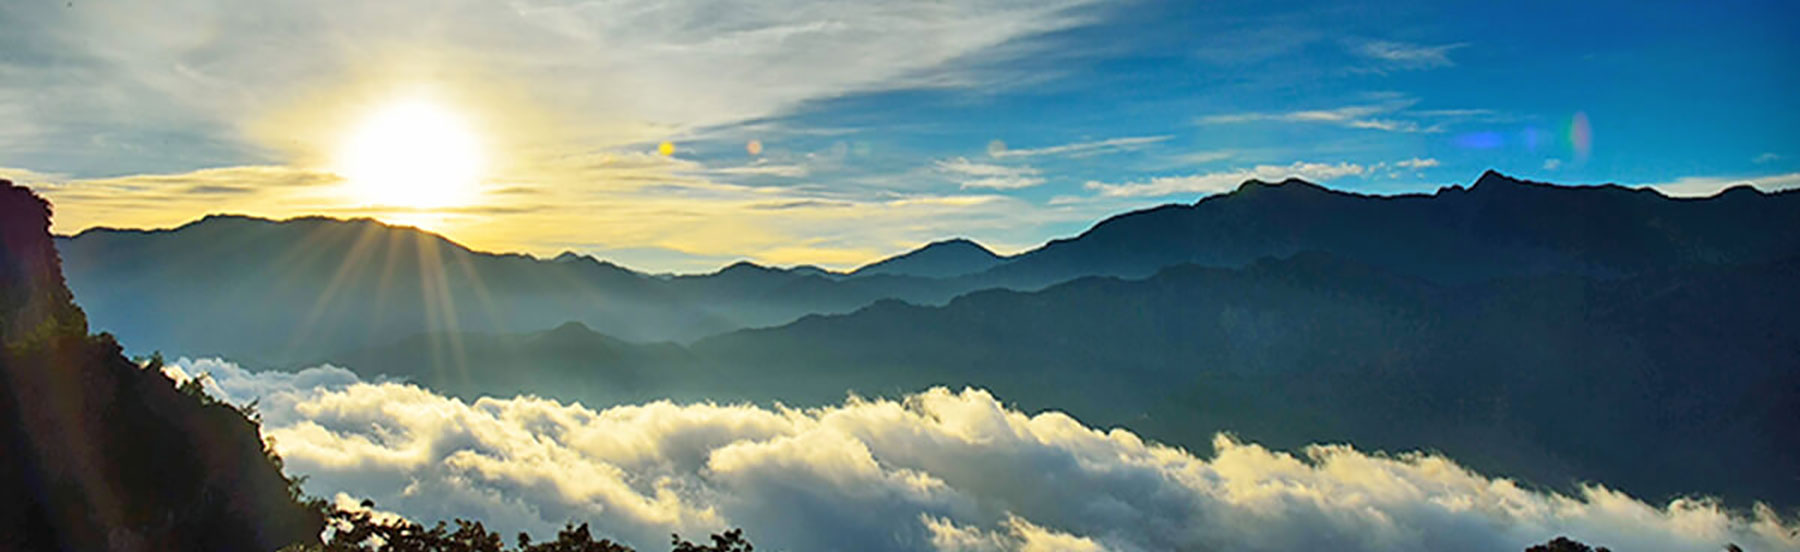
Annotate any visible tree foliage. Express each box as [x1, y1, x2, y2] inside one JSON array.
[[279, 501, 751, 552], [1524, 536, 1613, 552]]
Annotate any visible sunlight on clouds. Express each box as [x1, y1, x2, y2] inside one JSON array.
[[3, 165, 345, 235], [10, 0, 1102, 175], [3, 160, 1086, 272], [5, 0, 1109, 272], [173, 358, 1800, 552]]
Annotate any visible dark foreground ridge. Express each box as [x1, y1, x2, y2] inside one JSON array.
[[0, 179, 323, 550], [2, 179, 763, 552]]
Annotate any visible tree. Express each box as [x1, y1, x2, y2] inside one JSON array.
[[1525, 536, 1613, 552], [297, 501, 749, 552]]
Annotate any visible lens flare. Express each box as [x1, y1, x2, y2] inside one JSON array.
[[1453, 131, 1504, 150], [1522, 127, 1544, 152], [336, 97, 485, 209], [746, 139, 763, 156], [1570, 112, 1592, 163]]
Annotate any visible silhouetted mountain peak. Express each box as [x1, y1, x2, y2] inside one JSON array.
[[719, 260, 778, 274], [1236, 177, 1329, 194], [544, 320, 600, 339], [1718, 183, 1767, 198], [1470, 169, 1547, 192], [928, 237, 993, 252], [786, 265, 841, 278], [852, 237, 1006, 279], [1231, 177, 1346, 198]]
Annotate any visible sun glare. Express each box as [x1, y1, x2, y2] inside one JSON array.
[[336, 98, 485, 209]]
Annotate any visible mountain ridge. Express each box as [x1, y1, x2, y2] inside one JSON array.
[[55, 171, 1800, 364], [1, 179, 323, 550], [850, 237, 1007, 279], [335, 250, 1800, 511]]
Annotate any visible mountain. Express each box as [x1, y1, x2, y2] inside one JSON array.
[[57, 215, 968, 364], [850, 238, 1007, 278], [0, 180, 322, 550], [975, 171, 1800, 286], [326, 321, 697, 406], [57, 171, 1800, 368], [335, 252, 1800, 510], [710, 253, 1800, 509]]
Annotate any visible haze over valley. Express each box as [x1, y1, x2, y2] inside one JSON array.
[[4, 0, 1797, 550]]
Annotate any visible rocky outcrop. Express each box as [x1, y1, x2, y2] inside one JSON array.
[[0, 179, 323, 551]]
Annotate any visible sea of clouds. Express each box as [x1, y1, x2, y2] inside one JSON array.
[[163, 358, 1797, 552]]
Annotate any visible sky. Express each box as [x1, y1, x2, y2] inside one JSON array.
[[2, 0, 1797, 272]]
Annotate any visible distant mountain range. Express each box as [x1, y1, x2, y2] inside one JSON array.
[[982, 170, 1800, 286], [331, 252, 1800, 511], [57, 170, 1800, 364], [56, 215, 967, 363], [52, 171, 1800, 509]]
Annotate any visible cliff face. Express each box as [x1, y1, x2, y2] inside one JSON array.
[[0, 179, 323, 551], [0, 182, 85, 347]]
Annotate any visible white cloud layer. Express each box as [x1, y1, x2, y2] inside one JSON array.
[[1641, 172, 1800, 197], [1083, 161, 1369, 198], [165, 358, 1799, 552]]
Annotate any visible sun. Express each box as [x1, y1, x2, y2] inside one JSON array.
[[335, 98, 485, 209]]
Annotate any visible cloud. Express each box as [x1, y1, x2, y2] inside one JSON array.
[[708, 164, 811, 179], [12, 158, 1098, 272], [1083, 161, 1368, 198], [2, 0, 1101, 177], [1395, 158, 1439, 169], [1199, 102, 1435, 133], [1639, 172, 1800, 197], [173, 357, 1798, 552], [1754, 153, 1782, 164], [1349, 39, 1468, 70], [935, 158, 1046, 190], [987, 136, 1172, 159], [1544, 159, 1564, 171]]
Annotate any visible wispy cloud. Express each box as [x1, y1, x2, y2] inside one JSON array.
[[1197, 97, 1500, 134], [1199, 102, 1434, 133], [6, 161, 1096, 272], [1349, 39, 1468, 70], [1394, 158, 1439, 169], [2, 0, 1103, 177], [1083, 161, 1368, 198], [709, 163, 811, 178], [988, 135, 1172, 159], [1753, 153, 1782, 164], [935, 157, 1046, 190]]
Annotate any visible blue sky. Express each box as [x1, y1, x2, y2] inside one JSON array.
[[2, 0, 1796, 271]]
